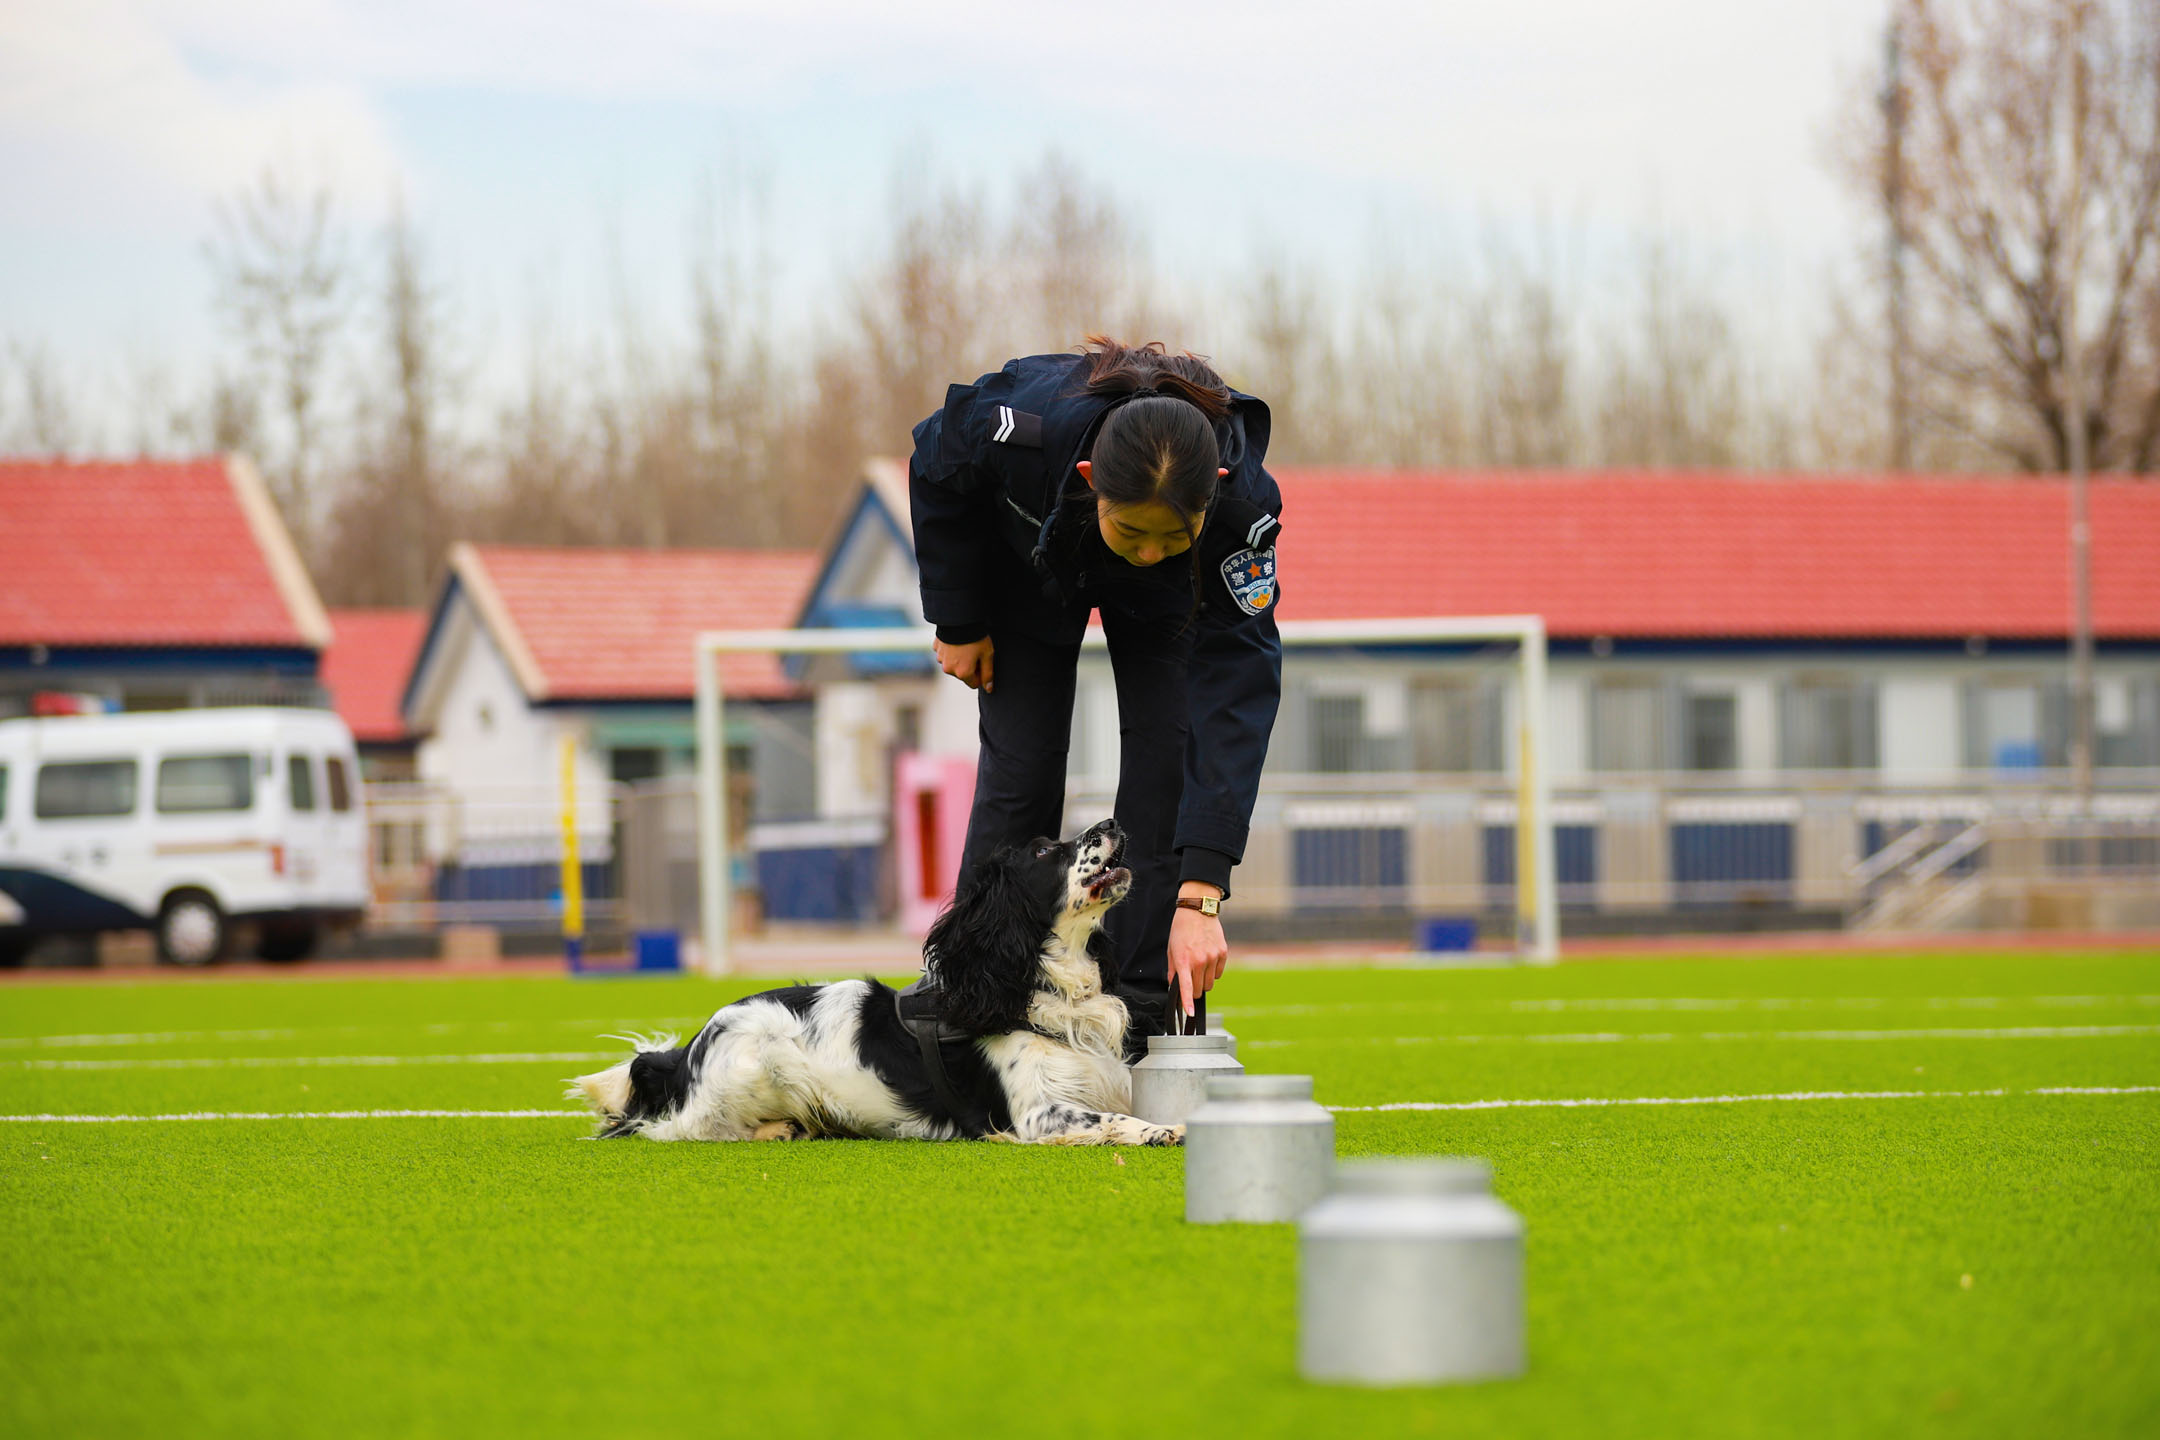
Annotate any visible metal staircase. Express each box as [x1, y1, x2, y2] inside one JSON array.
[[1849, 823, 1990, 932]]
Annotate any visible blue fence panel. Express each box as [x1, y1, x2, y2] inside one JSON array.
[[1481, 825, 1597, 908], [1291, 827, 1408, 908], [1669, 822, 1794, 906], [435, 861, 614, 905], [755, 845, 884, 923]]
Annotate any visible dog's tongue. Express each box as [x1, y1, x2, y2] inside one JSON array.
[[1088, 866, 1130, 898]]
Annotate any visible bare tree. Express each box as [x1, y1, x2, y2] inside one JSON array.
[[1342, 260, 1466, 468], [204, 371, 263, 458], [117, 357, 202, 457], [1466, 236, 1584, 468], [1837, 0, 2160, 471], [205, 165, 350, 547], [1010, 154, 1131, 350], [482, 327, 601, 547], [687, 167, 796, 548], [1593, 238, 1751, 468], [317, 198, 463, 604], [1238, 262, 1346, 463], [851, 179, 997, 451], [690, 265, 780, 544], [3, 340, 84, 456]]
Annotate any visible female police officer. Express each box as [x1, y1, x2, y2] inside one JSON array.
[[909, 336, 1282, 1041]]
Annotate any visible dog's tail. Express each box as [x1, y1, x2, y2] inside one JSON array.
[[568, 1031, 686, 1138]]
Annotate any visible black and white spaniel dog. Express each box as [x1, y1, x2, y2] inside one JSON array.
[[570, 819, 1181, 1146]]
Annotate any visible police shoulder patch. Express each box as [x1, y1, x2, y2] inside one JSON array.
[[1219, 546, 1277, 616]]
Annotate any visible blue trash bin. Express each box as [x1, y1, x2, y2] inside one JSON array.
[[1416, 916, 1478, 952], [633, 930, 682, 972]]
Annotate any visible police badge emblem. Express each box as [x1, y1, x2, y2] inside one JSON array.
[[1220, 547, 1276, 616]]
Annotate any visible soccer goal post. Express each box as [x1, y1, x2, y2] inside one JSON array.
[[692, 616, 1558, 975]]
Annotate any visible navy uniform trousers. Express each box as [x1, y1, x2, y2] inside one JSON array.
[[957, 605, 1192, 1036]]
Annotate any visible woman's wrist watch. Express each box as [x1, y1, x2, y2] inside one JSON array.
[[1175, 895, 1222, 918]]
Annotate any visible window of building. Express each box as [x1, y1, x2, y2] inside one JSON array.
[[2096, 675, 2160, 768], [287, 754, 316, 812], [1684, 693, 1738, 771], [1311, 694, 1369, 774], [1780, 677, 1878, 770], [1960, 678, 2066, 770], [156, 754, 255, 814], [750, 702, 819, 822], [1410, 678, 1493, 772], [1591, 678, 1667, 773], [325, 757, 353, 813], [35, 760, 138, 819], [609, 747, 663, 785]]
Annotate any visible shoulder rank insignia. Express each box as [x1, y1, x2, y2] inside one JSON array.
[[989, 404, 1043, 448], [1220, 546, 1277, 616]]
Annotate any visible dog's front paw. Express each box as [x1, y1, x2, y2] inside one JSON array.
[[1146, 1123, 1185, 1147], [750, 1119, 805, 1141]]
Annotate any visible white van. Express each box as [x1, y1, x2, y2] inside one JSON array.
[[0, 707, 370, 966]]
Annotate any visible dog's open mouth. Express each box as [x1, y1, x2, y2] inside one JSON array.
[[1084, 865, 1131, 901], [1078, 825, 1128, 901]]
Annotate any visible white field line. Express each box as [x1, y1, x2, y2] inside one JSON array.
[[0, 1108, 590, 1123], [0, 1027, 304, 1050], [1331, 1085, 2160, 1113], [7, 1051, 619, 1071], [1245, 1023, 2160, 1051], [6, 1086, 2156, 1125], [0, 1017, 712, 1051], [1509, 994, 2160, 1013], [1224, 995, 2160, 1018], [13, 1023, 2160, 1071], [7, 998, 2152, 1048]]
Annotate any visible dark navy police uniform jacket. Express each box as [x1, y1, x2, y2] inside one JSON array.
[[908, 352, 1283, 894]]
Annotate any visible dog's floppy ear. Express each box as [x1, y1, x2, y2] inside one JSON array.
[[924, 847, 1049, 1034]]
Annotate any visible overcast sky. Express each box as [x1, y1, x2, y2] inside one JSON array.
[[2, 0, 1891, 418]]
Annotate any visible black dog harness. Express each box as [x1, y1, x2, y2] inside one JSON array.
[[894, 977, 1012, 1135]]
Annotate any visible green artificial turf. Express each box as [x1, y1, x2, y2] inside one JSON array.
[[2, 950, 2156, 1438]]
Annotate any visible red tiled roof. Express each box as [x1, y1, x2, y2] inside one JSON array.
[[321, 608, 427, 743], [1274, 470, 2160, 639], [0, 458, 318, 647], [470, 545, 822, 700]]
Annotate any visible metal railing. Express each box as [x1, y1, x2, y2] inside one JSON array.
[[360, 779, 624, 933], [693, 618, 1559, 974], [364, 762, 2160, 942]]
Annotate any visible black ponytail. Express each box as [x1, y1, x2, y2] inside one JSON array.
[[1080, 335, 1229, 532]]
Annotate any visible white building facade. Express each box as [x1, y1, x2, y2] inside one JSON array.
[[799, 468, 2160, 935]]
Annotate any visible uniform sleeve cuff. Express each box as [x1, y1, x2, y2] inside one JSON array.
[[1178, 847, 1235, 898], [934, 622, 989, 645]]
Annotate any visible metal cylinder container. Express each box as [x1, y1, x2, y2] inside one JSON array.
[[1205, 1015, 1237, 1058], [1184, 1074, 1334, 1224], [1298, 1158, 1526, 1386], [1128, 1033, 1242, 1127]]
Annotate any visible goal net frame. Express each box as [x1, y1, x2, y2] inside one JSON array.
[[692, 616, 1558, 974]]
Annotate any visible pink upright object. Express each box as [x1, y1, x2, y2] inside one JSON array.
[[893, 752, 977, 936]]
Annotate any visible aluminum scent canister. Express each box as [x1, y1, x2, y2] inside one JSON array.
[[1183, 1074, 1334, 1224], [1206, 1014, 1237, 1057], [1298, 1158, 1526, 1386], [1128, 1033, 1242, 1127]]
